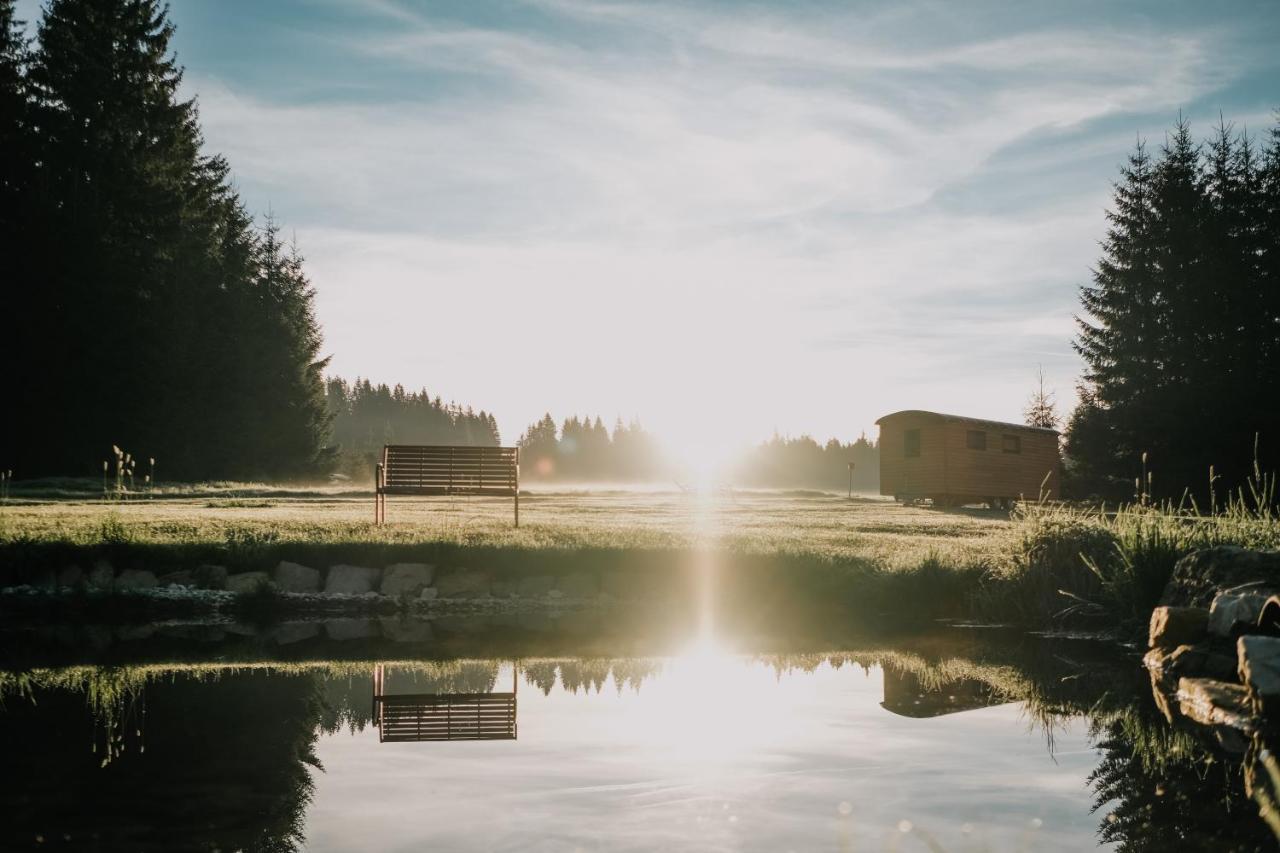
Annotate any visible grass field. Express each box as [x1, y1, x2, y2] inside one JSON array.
[[0, 484, 1012, 569], [3, 480, 1277, 631]]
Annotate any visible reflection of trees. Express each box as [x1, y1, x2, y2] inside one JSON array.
[[4, 639, 1279, 848], [1088, 707, 1274, 852], [0, 672, 322, 853]]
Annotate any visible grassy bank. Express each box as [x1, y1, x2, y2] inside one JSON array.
[[2, 482, 1277, 630]]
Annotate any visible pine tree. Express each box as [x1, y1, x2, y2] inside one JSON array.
[[1023, 366, 1059, 430], [1068, 115, 1280, 500], [1069, 137, 1160, 493]]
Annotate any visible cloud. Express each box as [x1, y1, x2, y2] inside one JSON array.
[[181, 0, 1250, 444]]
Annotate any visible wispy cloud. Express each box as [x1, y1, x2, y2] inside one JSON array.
[[174, 0, 1265, 447]]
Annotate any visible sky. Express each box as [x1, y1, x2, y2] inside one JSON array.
[[17, 0, 1280, 462]]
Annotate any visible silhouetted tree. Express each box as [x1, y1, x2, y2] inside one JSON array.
[[5, 0, 331, 480], [1067, 115, 1280, 502]]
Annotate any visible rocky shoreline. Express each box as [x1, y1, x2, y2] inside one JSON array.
[[1143, 546, 1280, 837], [0, 558, 633, 618]]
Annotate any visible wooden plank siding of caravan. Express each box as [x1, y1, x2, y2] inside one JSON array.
[[876, 410, 1060, 507]]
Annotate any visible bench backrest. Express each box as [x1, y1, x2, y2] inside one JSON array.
[[380, 445, 518, 495]]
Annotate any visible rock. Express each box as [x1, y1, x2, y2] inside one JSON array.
[[57, 565, 84, 590], [419, 587, 439, 602], [223, 623, 258, 636], [324, 564, 381, 595], [1149, 606, 1210, 649], [1145, 643, 1238, 688], [546, 589, 564, 600], [434, 568, 492, 598], [1239, 635, 1280, 710], [1177, 677, 1255, 731], [380, 563, 435, 597], [158, 570, 196, 588], [194, 564, 229, 590], [1210, 587, 1276, 638], [515, 574, 556, 597], [226, 571, 272, 594], [380, 616, 434, 643], [271, 622, 319, 645], [557, 571, 599, 598], [1161, 547, 1280, 608], [274, 561, 321, 593], [325, 618, 379, 641], [87, 561, 114, 591], [114, 569, 157, 591]]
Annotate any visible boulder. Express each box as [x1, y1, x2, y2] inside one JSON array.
[[419, 587, 439, 602], [324, 564, 381, 595], [1161, 547, 1280, 608], [274, 561, 321, 593], [1177, 677, 1255, 731], [87, 561, 114, 591], [380, 616, 434, 643], [380, 563, 435, 597], [226, 571, 271, 594], [57, 565, 84, 590], [325, 618, 379, 641], [1238, 635, 1280, 710], [1145, 643, 1238, 687], [114, 569, 157, 591], [1209, 587, 1276, 638], [194, 564, 229, 590], [557, 572, 599, 598], [515, 574, 556, 597], [434, 568, 492, 598], [1149, 606, 1209, 649], [158, 570, 196, 588]]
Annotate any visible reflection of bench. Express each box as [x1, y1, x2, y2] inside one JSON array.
[[372, 664, 518, 743], [375, 445, 520, 526]]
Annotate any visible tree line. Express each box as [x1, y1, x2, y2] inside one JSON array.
[[325, 378, 500, 478], [1, 0, 330, 480], [1066, 114, 1280, 502], [516, 413, 880, 490]]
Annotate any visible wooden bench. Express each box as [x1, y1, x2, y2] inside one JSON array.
[[375, 445, 520, 526]]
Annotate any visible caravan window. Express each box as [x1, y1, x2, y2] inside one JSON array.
[[904, 429, 921, 458], [1002, 434, 1022, 454], [966, 430, 987, 450]]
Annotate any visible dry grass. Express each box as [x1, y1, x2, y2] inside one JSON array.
[[0, 485, 1013, 571]]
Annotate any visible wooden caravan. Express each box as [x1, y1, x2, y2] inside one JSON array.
[[876, 410, 1060, 508], [375, 445, 520, 526]]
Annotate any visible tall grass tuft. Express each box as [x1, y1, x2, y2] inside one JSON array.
[[992, 450, 1280, 630]]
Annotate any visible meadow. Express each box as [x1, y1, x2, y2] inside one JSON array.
[[3, 481, 1277, 632]]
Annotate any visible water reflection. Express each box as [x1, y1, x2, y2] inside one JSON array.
[[0, 619, 1275, 851], [372, 663, 518, 742]]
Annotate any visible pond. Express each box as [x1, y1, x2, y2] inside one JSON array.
[[0, 613, 1272, 852]]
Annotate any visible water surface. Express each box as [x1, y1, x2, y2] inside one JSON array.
[[0, 616, 1270, 851]]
